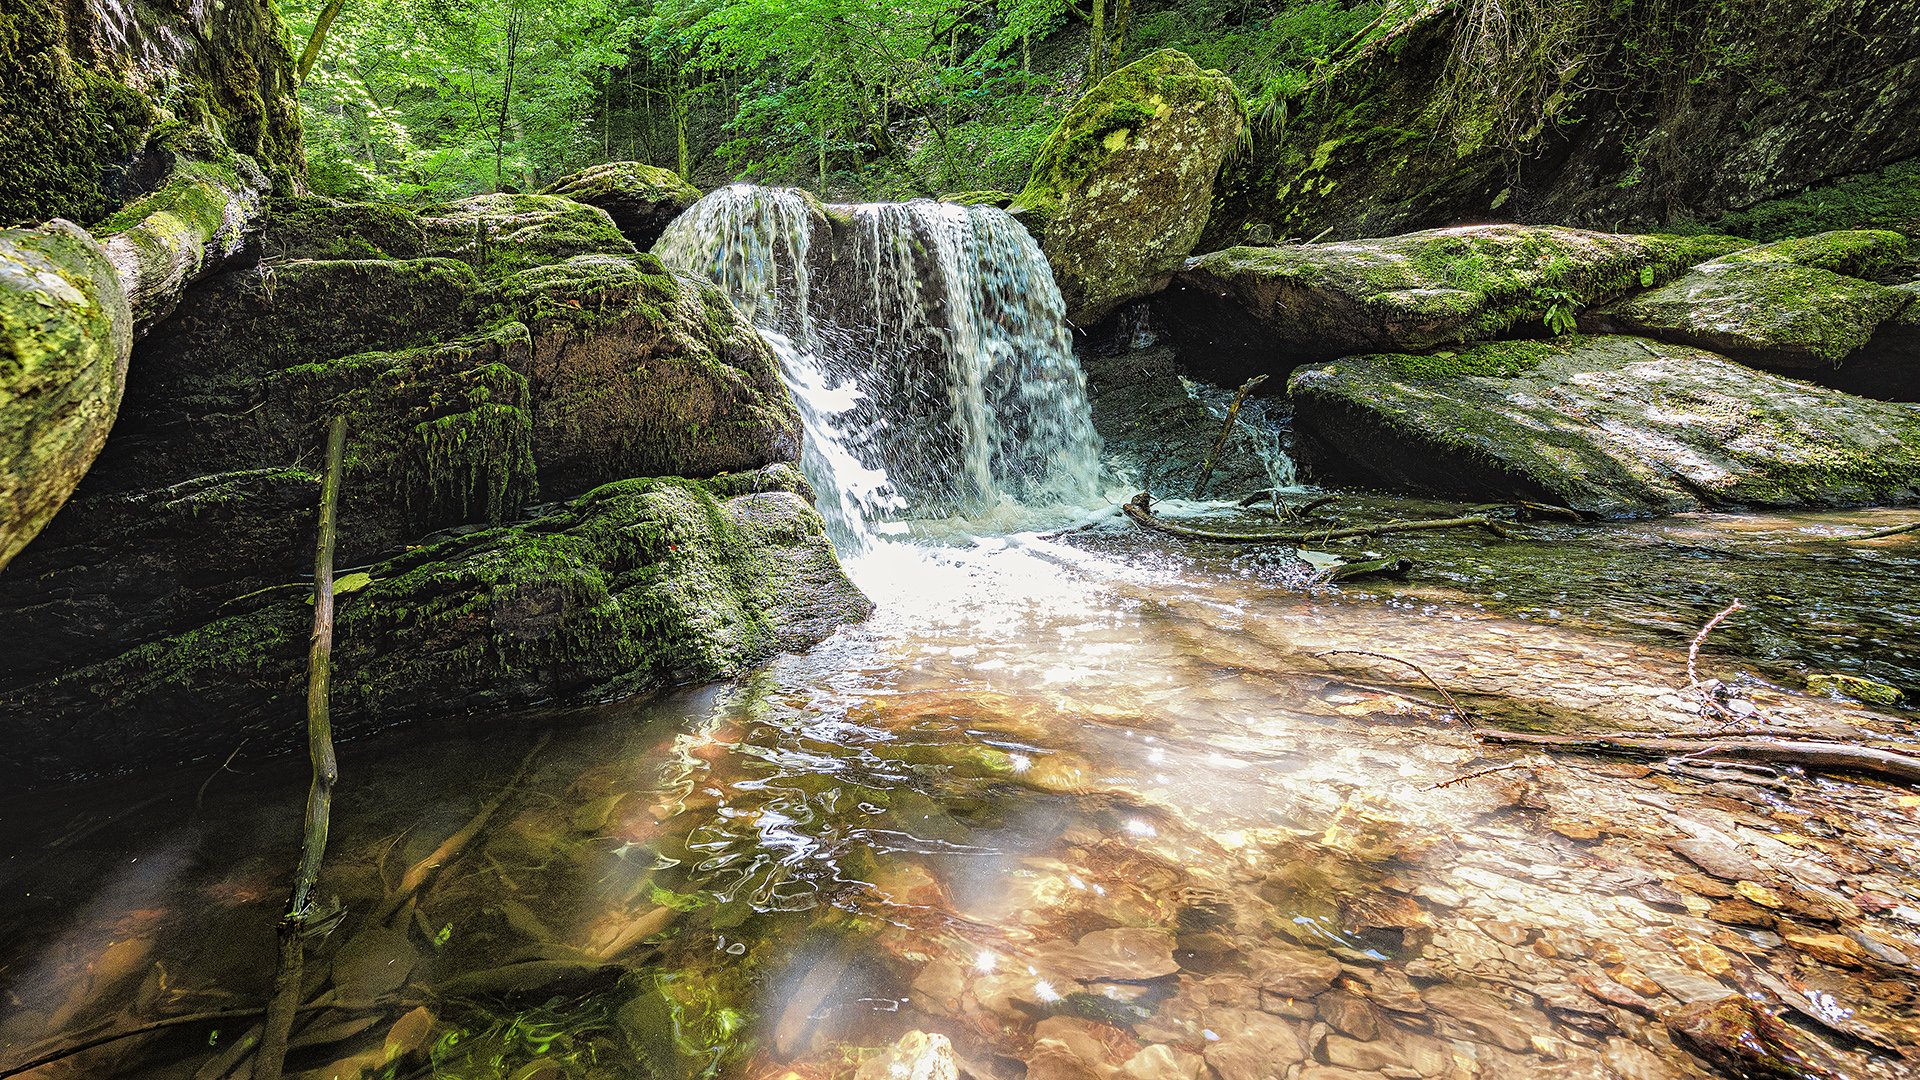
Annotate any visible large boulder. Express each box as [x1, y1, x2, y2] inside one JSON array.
[[1287, 335, 1920, 517], [1205, 0, 1920, 246], [420, 193, 636, 278], [1163, 225, 1740, 383], [0, 220, 132, 570], [0, 467, 872, 784], [1833, 282, 1920, 400], [1585, 257, 1912, 371], [1011, 50, 1244, 326], [543, 162, 702, 248]]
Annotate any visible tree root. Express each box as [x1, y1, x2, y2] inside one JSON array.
[[1477, 730, 1920, 786], [1122, 493, 1514, 544]]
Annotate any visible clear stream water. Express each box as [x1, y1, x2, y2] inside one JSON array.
[[2, 195, 1919, 1080]]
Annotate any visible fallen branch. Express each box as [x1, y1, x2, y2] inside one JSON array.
[[1428, 761, 1536, 789], [375, 732, 552, 921], [1193, 374, 1267, 499], [1840, 521, 1920, 541], [0, 1008, 267, 1079], [1313, 648, 1477, 731], [1124, 493, 1512, 544], [1477, 730, 1920, 786]]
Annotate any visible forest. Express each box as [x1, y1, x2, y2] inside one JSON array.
[[3, 0, 1920, 1078]]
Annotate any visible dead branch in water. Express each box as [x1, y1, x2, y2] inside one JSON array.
[[1313, 648, 1478, 732], [0, 1008, 268, 1079], [258, 415, 349, 1080], [1839, 520, 1920, 541], [1429, 760, 1538, 789], [1124, 493, 1513, 544], [1477, 730, 1920, 786], [376, 732, 552, 921], [1192, 374, 1268, 499]]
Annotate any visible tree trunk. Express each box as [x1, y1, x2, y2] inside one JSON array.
[[1088, 0, 1106, 82], [296, 0, 349, 85]]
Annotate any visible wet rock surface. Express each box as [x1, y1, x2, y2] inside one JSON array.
[[1287, 334, 1920, 516]]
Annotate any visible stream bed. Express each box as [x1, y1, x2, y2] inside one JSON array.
[[4, 502, 1919, 1080]]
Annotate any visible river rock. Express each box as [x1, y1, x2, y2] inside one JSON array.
[[0, 220, 132, 571], [1201, 1009, 1305, 1080], [1719, 229, 1912, 278], [1665, 996, 1843, 1080], [1164, 226, 1739, 382], [1287, 334, 1920, 517], [1585, 256, 1911, 371], [0, 466, 872, 783], [1247, 944, 1342, 999], [856, 1030, 959, 1080], [1012, 50, 1243, 326], [419, 193, 636, 277], [543, 162, 702, 248], [1041, 927, 1180, 982]]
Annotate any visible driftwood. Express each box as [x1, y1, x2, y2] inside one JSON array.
[[258, 416, 348, 1080], [1123, 493, 1513, 544], [1192, 374, 1267, 499], [1840, 521, 1920, 541], [1478, 730, 1920, 786]]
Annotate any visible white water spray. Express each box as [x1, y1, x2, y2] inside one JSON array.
[[656, 186, 1102, 549]]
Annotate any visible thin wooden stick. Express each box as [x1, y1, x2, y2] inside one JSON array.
[[1192, 374, 1267, 499], [1687, 600, 1744, 692], [1313, 648, 1478, 731], [1477, 730, 1920, 786], [1840, 521, 1920, 541], [375, 732, 551, 922], [0, 1009, 266, 1079], [257, 415, 348, 1080], [1125, 494, 1511, 544]]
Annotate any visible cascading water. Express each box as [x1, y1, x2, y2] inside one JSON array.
[[655, 185, 1103, 549]]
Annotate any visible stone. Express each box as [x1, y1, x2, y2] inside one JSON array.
[[0, 220, 132, 570], [1316, 990, 1380, 1040], [1781, 932, 1868, 968], [1201, 0, 1920, 246], [0, 467, 873, 784], [1804, 672, 1907, 707], [1665, 996, 1843, 1080], [1201, 1009, 1304, 1080], [1042, 927, 1180, 982], [1321, 1028, 1451, 1078], [1247, 945, 1343, 1000], [1120, 1044, 1203, 1080], [1167, 226, 1738, 381], [1028, 1017, 1119, 1080], [1418, 985, 1536, 1053], [542, 161, 702, 248], [1012, 50, 1244, 325], [419, 193, 636, 277], [1286, 335, 1920, 517], [856, 1030, 960, 1080], [258, 195, 428, 261], [1586, 256, 1910, 371]]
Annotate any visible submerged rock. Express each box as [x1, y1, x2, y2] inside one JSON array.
[[1287, 335, 1920, 517], [1587, 255, 1911, 372], [542, 162, 701, 249], [0, 221, 133, 570], [1013, 50, 1244, 326], [419, 193, 636, 277], [1665, 996, 1843, 1079], [1163, 226, 1739, 382], [0, 466, 871, 783]]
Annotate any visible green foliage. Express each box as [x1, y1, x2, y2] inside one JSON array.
[[288, 0, 1405, 201]]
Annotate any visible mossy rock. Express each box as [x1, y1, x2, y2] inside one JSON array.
[[1709, 159, 1920, 242], [0, 466, 872, 783], [259, 196, 428, 261], [1163, 224, 1743, 383], [938, 190, 1018, 208], [1287, 334, 1920, 517], [0, 220, 133, 570], [421, 193, 637, 278], [1587, 257, 1911, 370], [496, 254, 801, 497], [1012, 50, 1245, 326], [542, 162, 701, 249], [1717, 229, 1911, 279]]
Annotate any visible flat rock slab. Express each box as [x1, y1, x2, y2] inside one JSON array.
[[1587, 257, 1911, 370], [1287, 334, 1920, 517], [1165, 225, 1739, 381], [1037, 926, 1179, 982], [544, 161, 701, 249]]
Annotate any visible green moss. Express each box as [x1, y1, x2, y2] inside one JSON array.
[[541, 161, 700, 205], [421, 194, 635, 278], [1710, 158, 1920, 241], [1717, 229, 1909, 278], [260, 195, 428, 260], [1374, 340, 1557, 379], [91, 158, 242, 238]]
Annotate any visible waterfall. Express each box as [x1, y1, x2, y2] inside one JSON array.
[[655, 186, 1102, 549]]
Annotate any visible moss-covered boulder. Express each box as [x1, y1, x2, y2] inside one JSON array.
[[0, 466, 872, 782], [1830, 281, 1920, 401], [543, 162, 701, 249], [1287, 335, 1920, 517], [0, 221, 133, 570], [1206, 0, 1920, 246], [258, 195, 429, 261], [1586, 257, 1912, 371], [421, 194, 636, 278], [0, 0, 302, 226], [498, 254, 801, 497], [1011, 50, 1244, 326], [1163, 225, 1742, 382], [1716, 229, 1912, 279]]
